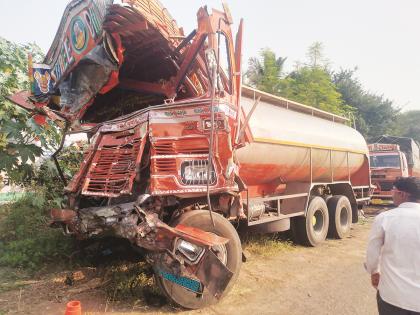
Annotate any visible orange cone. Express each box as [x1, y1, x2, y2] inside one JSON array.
[[65, 300, 81, 315]]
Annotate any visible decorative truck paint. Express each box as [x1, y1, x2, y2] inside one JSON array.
[[8, 0, 371, 309]]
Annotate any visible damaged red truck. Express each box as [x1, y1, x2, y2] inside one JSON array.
[[9, 0, 371, 309]]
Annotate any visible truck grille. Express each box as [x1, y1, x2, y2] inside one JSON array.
[[153, 158, 177, 174], [153, 138, 209, 155], [371, 174, 386, 179], [82, 131, 142, 197], [379, 181, 394, 191]]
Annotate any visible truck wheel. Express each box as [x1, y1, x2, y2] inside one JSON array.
[[156, 210, 242, 309], [292, 196, 329, 247], [327, 195, 352, 239]]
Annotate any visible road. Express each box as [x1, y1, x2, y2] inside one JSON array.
[[0, 216, 379, 315]]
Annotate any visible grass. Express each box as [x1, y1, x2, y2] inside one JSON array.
[[0, 267, 30, 293], [0, 191, 74, 271], [242, 233, 295, 257], [101, 261, 166, 307]]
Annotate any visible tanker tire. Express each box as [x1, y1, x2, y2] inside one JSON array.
[[156, 210, 242, 309], [292, 197, 329, 247], [327, 195, 352, 239]]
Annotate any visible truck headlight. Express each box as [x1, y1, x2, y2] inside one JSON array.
[[181, 160, 216, 185], [176, 239, 204, 263]]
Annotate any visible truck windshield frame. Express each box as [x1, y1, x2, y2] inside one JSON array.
[[370, 154, 401, 168]]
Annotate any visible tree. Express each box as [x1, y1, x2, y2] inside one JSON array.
[[333, 69, 400, 140], [306, 41, 330, 69], [245, 48, 287, 94], [280, 67, 348, 115], [394, 110, 420, 143], [279, 43, 349, 116], [0, 37, 59, 183]]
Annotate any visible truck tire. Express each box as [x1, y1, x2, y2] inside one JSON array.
[[156, 210, 242, 309], [292, 196, 329, 247], [327, 195, 352, 239]]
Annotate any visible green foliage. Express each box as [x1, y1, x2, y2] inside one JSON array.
[[245, 48, 287, 95], [333, 69, 400, 139], [34, 144, 85, 206], [281, 67, 349, 115], [0, 37, 60, 184], [245, 43, 402, 131], [394, 110, 420, 143], [0, 145, 84, 271], [0, 191, 74, 270], [245, 44, 349, 116], [306, 42, 330, 69]]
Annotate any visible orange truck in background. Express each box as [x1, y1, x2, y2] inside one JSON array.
[[369, 136, 420, 205]]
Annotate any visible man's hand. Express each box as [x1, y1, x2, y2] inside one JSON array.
[[371, 272, 380, 289]]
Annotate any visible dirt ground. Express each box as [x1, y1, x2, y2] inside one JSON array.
[[0, 210, 383, 315]]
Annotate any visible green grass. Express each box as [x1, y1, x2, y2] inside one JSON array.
[[102, 261, 166, 307], [0, 191, 74, 271], [0, 267, 30, 293], [243, 233, 295, 257]]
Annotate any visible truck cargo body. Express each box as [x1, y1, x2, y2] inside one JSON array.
[[8, 0, 371, 309], [369, 137, 420, 204]]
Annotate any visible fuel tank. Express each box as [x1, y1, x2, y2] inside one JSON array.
[[236, 87, 369, 187]]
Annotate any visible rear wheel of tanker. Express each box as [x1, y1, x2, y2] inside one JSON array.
[[292, 196, 329, 247], [155, 210, 242, 309], [327, 195, 352, 239]]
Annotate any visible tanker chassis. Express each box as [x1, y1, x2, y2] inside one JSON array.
[[9, 0, 371, 309]]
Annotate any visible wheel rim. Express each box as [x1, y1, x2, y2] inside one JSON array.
[[312, 209, 325, 233]]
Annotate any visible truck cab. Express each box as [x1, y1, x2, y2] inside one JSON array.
[[369, 143, 408, 204]]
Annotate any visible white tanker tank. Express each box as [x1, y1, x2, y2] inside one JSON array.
[[236, 86, 370, 198]]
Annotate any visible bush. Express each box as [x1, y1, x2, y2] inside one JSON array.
[[0, 144, 85, 271], [0, 189, 74, 271]]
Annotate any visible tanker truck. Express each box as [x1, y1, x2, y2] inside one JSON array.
[[8, 0, 371, 309], [369, 136, 420, 204]]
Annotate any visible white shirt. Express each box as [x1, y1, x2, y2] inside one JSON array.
[[365, 202, 420, 312]]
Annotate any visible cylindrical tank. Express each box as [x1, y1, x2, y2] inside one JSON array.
[[236, 87, 369, 187]]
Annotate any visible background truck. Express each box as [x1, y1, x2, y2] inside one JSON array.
[[8, 0, 371, 309], [369, 135, 420, 204]]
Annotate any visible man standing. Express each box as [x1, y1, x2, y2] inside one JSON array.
[[366, 177, 420, 314]]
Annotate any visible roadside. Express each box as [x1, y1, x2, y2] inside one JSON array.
[[0, 212, 381, 315]]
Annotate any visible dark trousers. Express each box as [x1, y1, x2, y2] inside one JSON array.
[[377, 292, 420, 315]]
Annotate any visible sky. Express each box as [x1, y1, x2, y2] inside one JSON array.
[[0, 0, 419, 112]]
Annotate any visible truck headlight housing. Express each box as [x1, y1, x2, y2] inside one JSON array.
[[181, 160, 216, 185]]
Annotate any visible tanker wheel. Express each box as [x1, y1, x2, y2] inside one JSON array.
[[155, 210, 242, 309], [292, 196, 329, 247], [327, 195, 352, 239]]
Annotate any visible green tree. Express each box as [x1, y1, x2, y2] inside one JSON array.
[[245, 48, 287, 94], [394, 110, 420, 143], [0, 37, 59, 183], [333, 69, 400, 140], [306, 41, 330, 69], [279, 43, 349, 116], [280, 67, 348, 115]]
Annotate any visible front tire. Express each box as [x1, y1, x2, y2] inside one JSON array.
[[292, 196, 329, 247], [156, 210, 242, 309]]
